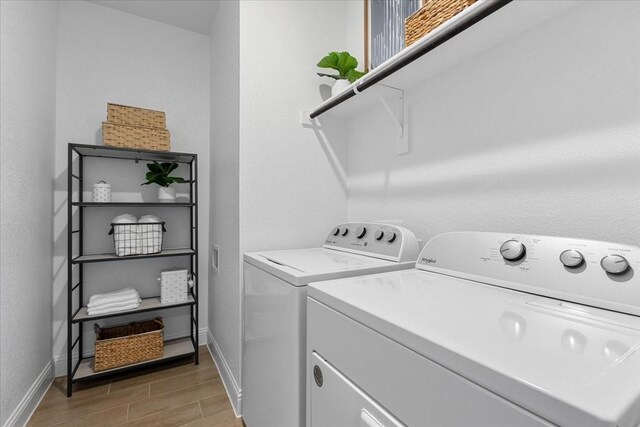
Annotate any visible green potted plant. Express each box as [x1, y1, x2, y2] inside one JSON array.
[[316, 51, 367, 97], [141, 161, 191, 202]]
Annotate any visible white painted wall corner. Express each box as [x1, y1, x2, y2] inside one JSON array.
[[2, 362, 53, 427], [206, 329, 242, 417]]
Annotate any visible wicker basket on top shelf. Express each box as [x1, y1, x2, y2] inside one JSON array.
[[107, 103, 166, 129], [102, 103, 171, 151], [405, 0, 477, 47]]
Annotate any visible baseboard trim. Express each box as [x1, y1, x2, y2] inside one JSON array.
[[206, 329, 242, 417], [2, 361, 53, 427], [53, 327, 209, 377]]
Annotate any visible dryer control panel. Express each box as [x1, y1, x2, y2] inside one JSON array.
[[417, 232, 640, 316], [323, 223, 419, 263]]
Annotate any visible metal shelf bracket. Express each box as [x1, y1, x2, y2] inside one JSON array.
[[376, 84, 409, 155]]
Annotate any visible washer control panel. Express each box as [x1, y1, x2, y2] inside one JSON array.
[[323, 223, 419, 262], [417, 232, 640, 316]]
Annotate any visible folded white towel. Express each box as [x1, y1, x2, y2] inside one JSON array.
[[89, 287, 137, 302], [88, 288, 139, 306], [88, 295, 139, 308], [88, 298, 141, 311], [87, 302, 141, 316]]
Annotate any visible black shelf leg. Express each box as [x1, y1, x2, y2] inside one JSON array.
[[66, 145, 73, 397]]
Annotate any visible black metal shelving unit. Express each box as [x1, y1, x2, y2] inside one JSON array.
[[66, 143, 199, 397]]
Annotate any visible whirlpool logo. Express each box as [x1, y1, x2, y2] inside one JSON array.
[[421, 258, 437, 264]]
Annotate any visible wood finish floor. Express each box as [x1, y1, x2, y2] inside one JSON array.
[[28, 346, 242, 427]]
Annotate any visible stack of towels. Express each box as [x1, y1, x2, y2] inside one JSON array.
[[87, 288, 141, 316], [112, 214, 163, 256]]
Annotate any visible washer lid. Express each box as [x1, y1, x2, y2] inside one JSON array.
[[308, 270, 640, 427], [244, 248, 409, 286], [263, 248, 393, 273]]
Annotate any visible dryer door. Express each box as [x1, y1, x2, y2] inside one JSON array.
[[310, 352, 405, 427]]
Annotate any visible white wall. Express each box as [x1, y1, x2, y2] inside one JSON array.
[[208, 0, 242, 410], [346, 1, 640, 245], [206, 0, 351, 413], [238, 0, 351, 376], [0, 1, 58, 425], [238, 0, 349, 253], [52, 1, 210, 371]]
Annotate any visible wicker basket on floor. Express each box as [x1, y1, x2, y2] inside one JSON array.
[[405, 0, 477, 47], [94, 317, 164, 372], [107, 103, 166, 129], [102, 122, 171, 151]]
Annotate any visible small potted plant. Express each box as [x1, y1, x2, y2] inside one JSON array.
[[316, 51, 367, 97], [141, 161, 191, 202]]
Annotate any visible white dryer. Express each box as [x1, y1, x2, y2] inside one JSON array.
[[308, 232, 640, 427], [242, 222, 420, 427]]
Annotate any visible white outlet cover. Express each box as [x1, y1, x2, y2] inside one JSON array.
[[211, 244, 220, 275]]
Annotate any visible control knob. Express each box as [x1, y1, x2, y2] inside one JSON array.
[[559, 249, 584, 268], [356, 226, 367, 239], [500, 240, 526, 261], [386, 232, 397, 243], [332, 227, 340, 236], [374, 230, 384, 241], [341, 228, 349, 237], [600, 254, 630, 275]]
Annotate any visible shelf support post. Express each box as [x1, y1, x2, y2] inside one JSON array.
[[376, 84, 409, 155]]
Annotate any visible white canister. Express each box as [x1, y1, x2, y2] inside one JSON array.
[[331, 79, 351, 97], [92, 181, 111, 202]]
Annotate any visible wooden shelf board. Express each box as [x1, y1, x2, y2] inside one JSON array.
[[73, 202, 195, 207], [71, 144, 196, 163], [72, 248, 195, 264], [73, 338, 195, 382]]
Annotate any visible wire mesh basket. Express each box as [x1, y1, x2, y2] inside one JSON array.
[[109, 222, 166, 256]]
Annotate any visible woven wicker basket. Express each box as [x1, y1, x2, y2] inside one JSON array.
[[405, 0, 477, 47], [107, 103, 166, 129], [94, 317, 164, 372], [102, 122, 171, 151]]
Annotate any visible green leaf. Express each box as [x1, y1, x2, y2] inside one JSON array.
[[161, 162, 178, 173], [147, 162, 163, 173], [316, 52, 339, 70], [143, 171, 162, 183], [141, 161, 190, 186], [346, 69, 366, 83], [317, 72, 340, 80], [336, 52, 358, 78], [317, 51, 365, 81]]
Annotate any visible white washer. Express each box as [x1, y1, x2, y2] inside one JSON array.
[[242, 222, 420, 427], [308, 232, 640, 427]]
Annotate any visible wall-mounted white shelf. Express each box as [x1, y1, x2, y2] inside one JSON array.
[[309, 0, 580, 120]]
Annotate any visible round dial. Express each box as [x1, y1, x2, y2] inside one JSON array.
[[374, 230, 384, 241], [341, 228, 349, 237], [600, 254, 629, 275], [500, 240, 526, 261], [559, 249, 584, 268], [386, 232, 397, 243], [356, 226, 367, 239], [332, 227, 340, 236]]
